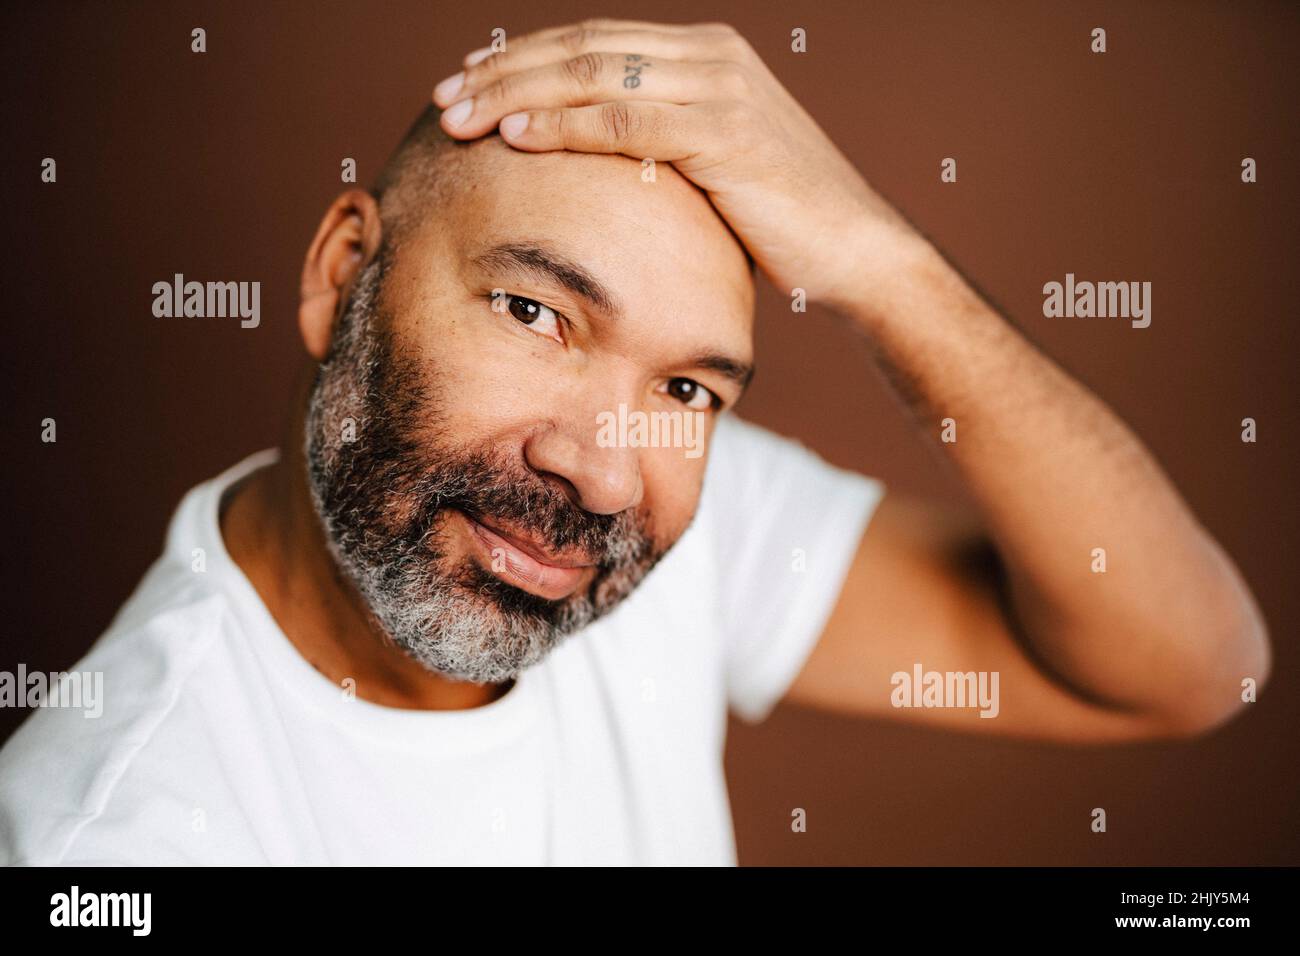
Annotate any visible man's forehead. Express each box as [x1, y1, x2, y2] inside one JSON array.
[[439, 138, 754, 321]]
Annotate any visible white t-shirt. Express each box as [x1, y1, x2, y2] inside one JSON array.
[[0, 412, 884, 865]]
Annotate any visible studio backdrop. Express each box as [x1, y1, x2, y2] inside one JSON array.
[[2, 0, 1296, 865]]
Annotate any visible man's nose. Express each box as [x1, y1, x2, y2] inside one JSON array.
[[523, 411, 643, 516]]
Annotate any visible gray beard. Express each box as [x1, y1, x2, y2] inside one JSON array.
[[302, 251, 667, 685]]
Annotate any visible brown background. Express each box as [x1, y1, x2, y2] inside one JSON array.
[[2, 1, 1296, 865]]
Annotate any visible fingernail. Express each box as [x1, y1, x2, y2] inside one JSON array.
[[499, 112, 529, 139], [433, 71, 464, 104], [443, 98, 474, 128], [464, 46, 493, 66]]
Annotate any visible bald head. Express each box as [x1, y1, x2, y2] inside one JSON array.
[[368, 105, 755, 276], [369, 105, 466, 252]]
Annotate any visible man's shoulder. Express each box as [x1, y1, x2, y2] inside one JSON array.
[[702, 411, 882, 523], [700, 412, 784, 510], [0, 550, 240, 864]]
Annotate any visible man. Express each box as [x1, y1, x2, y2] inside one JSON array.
[[0, 19, 1269, 865]]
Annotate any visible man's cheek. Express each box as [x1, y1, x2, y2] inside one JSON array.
[[430, 336, 551, 418], [641, 452, 708, 546]]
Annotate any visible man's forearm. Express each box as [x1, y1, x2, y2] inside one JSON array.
[[834, 221, 1270, 729]]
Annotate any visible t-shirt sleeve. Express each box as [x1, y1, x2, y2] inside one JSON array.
[[703, 412, 886, 725]]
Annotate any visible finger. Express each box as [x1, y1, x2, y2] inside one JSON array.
[[438, 54, 749, 140], [437, 23, 743, 106], [496, 101, 722, 163], [435, 32, 678, 108], [463, 18, 738, 67]]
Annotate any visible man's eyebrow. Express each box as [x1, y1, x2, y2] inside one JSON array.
[[472, 240, 753, 393], [690, 351, 755, 392], [471, 241, 620, 316]]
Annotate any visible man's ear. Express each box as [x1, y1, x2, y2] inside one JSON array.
[[298, 190, 384, 361]]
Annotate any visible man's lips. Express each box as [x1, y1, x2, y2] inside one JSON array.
[[458, 510, 595, 600], [468, 513, 591, 568]]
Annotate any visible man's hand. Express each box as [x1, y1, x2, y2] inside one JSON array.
[[432, 19, 1271, 742], [431, 18, 915, 311]]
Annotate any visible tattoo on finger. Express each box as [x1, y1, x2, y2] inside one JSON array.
[[624, 53, 651, 89]]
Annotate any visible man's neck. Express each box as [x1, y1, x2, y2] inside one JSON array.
[[218, 387, 509, 712]]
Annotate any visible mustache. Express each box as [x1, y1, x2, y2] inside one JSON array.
[[397, 448, 653, 570]]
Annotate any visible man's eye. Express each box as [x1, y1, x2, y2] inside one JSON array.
[[495, 293, 562, 342], [663, 377, 718, 412]]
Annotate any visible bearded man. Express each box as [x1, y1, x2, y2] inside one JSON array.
[[0, 19, 1268, 866]]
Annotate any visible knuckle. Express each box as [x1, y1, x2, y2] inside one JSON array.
[[464, 53, 504, 86], [478, 72, 515, 107], [601, 101, 640, 141], [465, 58, 499, 91], [724, 33, 755, 59], [714, 100, 756, 141], [561, 27, 598, 55], [563, 52, 606, 87], [707, 25, 753, 59], [710, 61, 751, 98]]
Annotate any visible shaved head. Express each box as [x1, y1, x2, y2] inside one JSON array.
[[369, 104, 756, 274], [369, 105, 467, 252]]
